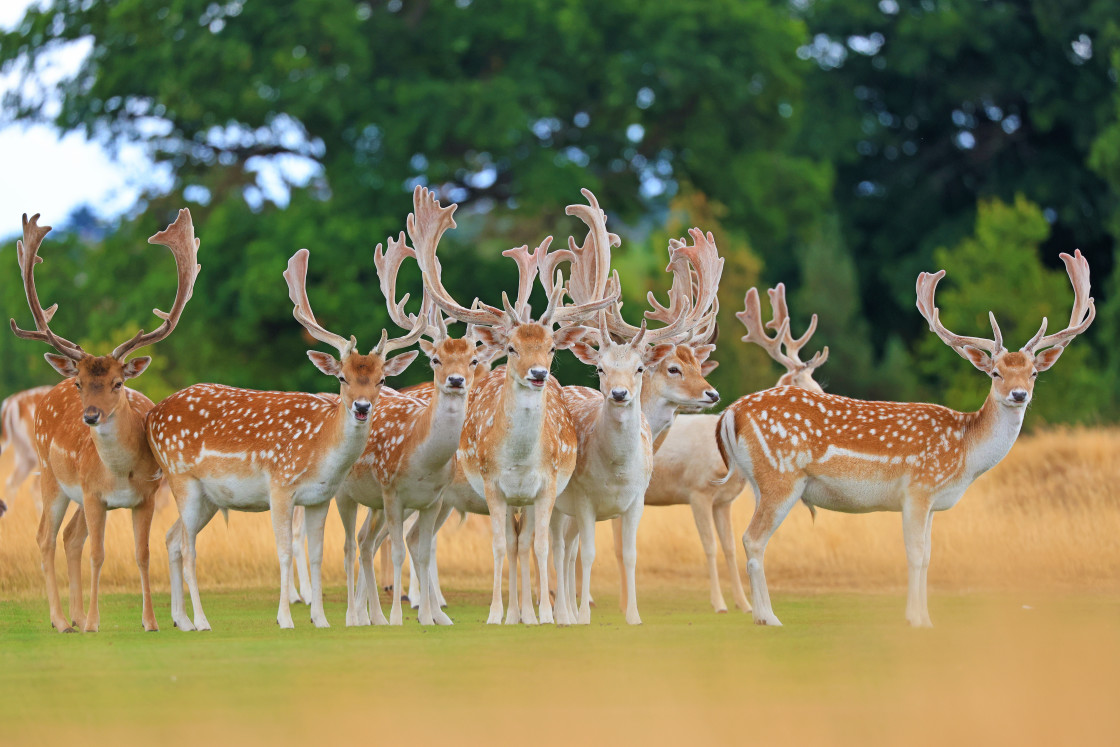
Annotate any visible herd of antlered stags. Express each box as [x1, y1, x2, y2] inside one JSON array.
[[3, 186, 1094, 631]]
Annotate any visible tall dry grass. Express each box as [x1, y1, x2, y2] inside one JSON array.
[[1, 427, 1118, 600]]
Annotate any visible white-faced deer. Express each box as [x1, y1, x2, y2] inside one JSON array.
[[1, 385, 53, 515], [717, 252, 1095, 626], [150, 248, 426, 630], [540, 191, 724, 624], [332, 221, 490, 627], [642, 283, 829, 614], [10, 210, 200, 633], [410, 185, 616, 625]]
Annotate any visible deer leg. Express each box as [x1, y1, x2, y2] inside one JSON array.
[[902, 498, 934, 627], [358, 509, 389, 625], [920, 512, 935, 627], [385, 492, 408, 626], [611, 516, 625, 613], [533, 489, 557, 626], [620, 498, 645, 625], [165, 517, 191, 630], [290, 506, 311, 605], [303, 502, 331, 628], [713, 500, 751, 613], [403, 511, 419, 608], [504, 510, 520, 625], [82, 497, 107, 633], [485, 487, 508, 625], [335, 496, 363, 626], [564, 517, 579, 616], [743, 479, 804, 626], [426, 501, 453, 608], [574, 507, 597, 625], [61, 503, 87, 630], [549, 512, 570, 625], [518, 509, 538, 624], [269, 489, 297, 629], [6, 453, 34, 505], [689, 494, 726, 613], [408, 503, 448, 625], [131, 495, 158, 631], [179, 483, 217, 631]]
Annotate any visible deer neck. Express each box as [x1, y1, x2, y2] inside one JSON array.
[[640, 379, 679, 444], [328, 399, 373, 466], [498, 373, 548, 463], [411, 386, 468, 470], [963, 392, 1026, 479], [590, 393, 645, 458], [88, 395, 147, 475]]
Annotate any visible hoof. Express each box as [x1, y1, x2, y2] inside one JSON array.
[[716, 609, 728, 614]]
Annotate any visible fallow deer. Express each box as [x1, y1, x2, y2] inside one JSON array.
[[150, 248, 426, 630], [410, 185, 617, 625], [0, 385, 52, 514], [638, 283, 829, 614], [716, 252, 1095, 626], [10, 210, 200, 632]]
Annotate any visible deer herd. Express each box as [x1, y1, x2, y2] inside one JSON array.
[[0, 187, 1095, 632]]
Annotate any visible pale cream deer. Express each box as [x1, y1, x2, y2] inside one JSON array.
[[0, 385, 52, 515], [10, 210, 200, 633], [716, 252, 1095, 626], [150, 248, 426, 630]]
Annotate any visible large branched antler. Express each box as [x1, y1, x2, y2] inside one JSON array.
[[501, 241, 543, 323], [763, 283, 829, 373], [285, 249, 357, 358], [9, 213, 87, 361], [736, 287, 797, 370], [374, 232, 446, 341], [915, 270, 1004, 362], [1020, 249, 1096, 354], [112, 209, 202, 360]]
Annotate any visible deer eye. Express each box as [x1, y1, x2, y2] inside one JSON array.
[[507, 346, 515, 354], [338, 376, 347, 384], [379, 377, 386, 385], [1031, 371, 1038, 378], [470, 359, 478, 366], [431, 359, 440, 367], [550, 347, 556, 354], [596, 367, 604, 374], [74, 381, 82, 390], [668, 366, 681, 376], [112, 381, 123, 391], [991, 371, 1002, 379], [637, 367, 644, 374]]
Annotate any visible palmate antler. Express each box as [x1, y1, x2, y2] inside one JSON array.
[[374, 232, 448, 342]]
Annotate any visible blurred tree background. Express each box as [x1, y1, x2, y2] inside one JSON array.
[[0, 0, 1117, 424]]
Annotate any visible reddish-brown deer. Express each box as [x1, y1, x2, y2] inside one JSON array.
[[150, 248, 427, 630], [716, 253, 1095, 626], [10, 210, 200, 633]]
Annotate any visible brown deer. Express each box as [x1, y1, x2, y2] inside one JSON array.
[[716, 252, 1095, 626], [0, 385, 53, 515], [410, 185, 616, 625], [150, 248, 427, 630], [10, 210, 200, 632]]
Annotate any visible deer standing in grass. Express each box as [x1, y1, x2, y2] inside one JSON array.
[[333, 219, 490, 627], [150, 248, 426, 630], [10, 210, 200, 632], [541, 192, 724, 624], [0, 385, 52, 516], [637, 283, 830, 614], [411, 185, 616, 625], [716, 252, 1095, 626]]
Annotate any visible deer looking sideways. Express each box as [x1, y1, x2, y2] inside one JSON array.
[[632, 282, 829, 615], [716, 251, 1095, 626], [10, 210, 200, 633], [544, 190, 724, 625], [411, 185, 617, 625], [151, 248, 427, 631]]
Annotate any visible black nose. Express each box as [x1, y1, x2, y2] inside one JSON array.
[[1011, 390, 1028, 403], [611, 388, 629, 402], [83, 408, 101, 426], [353, 400, 372, 415], [705, 390, 720, 403], [528, 367, 548, 382], [447, 375, 466, 388]]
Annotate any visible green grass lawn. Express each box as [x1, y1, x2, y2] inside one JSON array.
[[1, 585, 1118, 746]]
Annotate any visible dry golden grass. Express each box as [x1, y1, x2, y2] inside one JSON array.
[[1, 426, 1118, 600]]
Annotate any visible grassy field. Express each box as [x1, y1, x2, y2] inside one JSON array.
[[1, 427, 1119, 745]]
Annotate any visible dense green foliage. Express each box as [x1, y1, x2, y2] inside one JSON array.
[[1, 0, 1118, 420]]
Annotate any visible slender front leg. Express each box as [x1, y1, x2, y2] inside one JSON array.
[[385, 490, 408, 626], [61, 504, 87, 631], [574, 507, 596, 624], [902, 496, 934, 627], [82, 497, 107, 633], [408, 504, 449, 625], [179, 487, 217, 631], [713, 500, 751, 613], [40, 486, 76, 632], [689, 495, 726, 613], [269, 489, 296, 629], [131, 495, 158, 631], [484, 482, 507, 625], [533, 485, 557, 625], [303, 501, 331, 628], [549, 513, 571, 625], [743, 480, 804, 626], [291, 506, 312, 605], [919, 512, 935, 627], [518, 510, 538, 625], [504, 511, 520, 625], [335, 496, 363, 626], [429, 501, 453, 608], [357, 509, 389, 625], [166, 517, 191, 630], [564, 520, 579, 616], [619, 498, 645, 625], [611, 516, 625, 613]]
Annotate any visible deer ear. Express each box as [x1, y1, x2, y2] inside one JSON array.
[[44, 354, 79, 378], [121, 356, 152, 380], [307, 351, 342, 377], [552, 325, 589, 350], [419, 339, 437, 358], [1033, 346, 1065, 372], [473, 326, 507, 350], [701, 360, 720, 376], [960, 345, 993, 373], [569, 341, 599, 366], [384, 350, 420, 378], [645, 343, 676, 368], [690, 343, 716, 363]]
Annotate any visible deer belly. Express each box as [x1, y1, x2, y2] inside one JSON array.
[[102, 486, 144, 510], [498, 469, 545, 506], [800, 474, 905, 513], [198, 474, 271, 510]]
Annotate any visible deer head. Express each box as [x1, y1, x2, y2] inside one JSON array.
[[737, 283, 828, 394]]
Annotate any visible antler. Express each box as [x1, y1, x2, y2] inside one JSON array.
[[285, 249, 357, 358], [501, 241, 543, 323], [915, 270, 1004, 358], [1020, 249, 1096, 354], [112, 209, 202, 360], [736, 287, 800, 371], [408, 186, 508, 328], [374, 231, 446, 341], [9, 213, 87, 361], [651, 228, 724, 339], [765, 283, 829, 371]]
